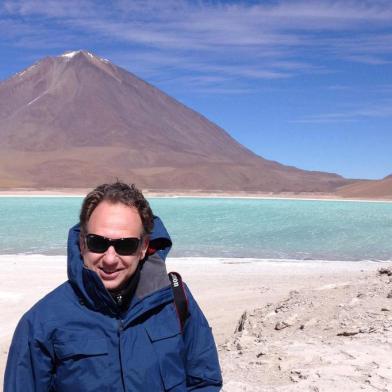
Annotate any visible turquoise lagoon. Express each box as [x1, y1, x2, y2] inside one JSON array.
[[0, 197, 391, 261]]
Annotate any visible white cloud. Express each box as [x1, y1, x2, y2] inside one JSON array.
[[2, 0, 392, 90]]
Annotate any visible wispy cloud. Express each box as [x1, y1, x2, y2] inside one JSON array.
[[2, 0, 392, 91], [292, 101, 392, 123], [343, 54, 391, 65]]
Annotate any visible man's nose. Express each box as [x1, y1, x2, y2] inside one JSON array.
[[102, 246, 119, 264]]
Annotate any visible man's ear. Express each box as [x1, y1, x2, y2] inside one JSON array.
[[140, 236, 150, 260]]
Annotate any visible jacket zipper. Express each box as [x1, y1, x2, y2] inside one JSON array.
[[118, 318, 126, 391]]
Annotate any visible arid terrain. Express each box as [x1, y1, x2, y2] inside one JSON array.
[[1, 257, 392, 391]]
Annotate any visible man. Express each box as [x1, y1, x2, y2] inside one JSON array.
[[4, 182, 222, 391]]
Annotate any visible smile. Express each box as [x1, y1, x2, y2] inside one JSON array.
[[98, 268, 123, 279]]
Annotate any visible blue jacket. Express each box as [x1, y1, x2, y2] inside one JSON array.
[[4, 217, 222, 391]]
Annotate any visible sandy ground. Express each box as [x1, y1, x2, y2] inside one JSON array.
[[1, 256, 392, 391]]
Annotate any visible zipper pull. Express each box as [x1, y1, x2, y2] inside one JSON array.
[[116, 294, 123, 307]]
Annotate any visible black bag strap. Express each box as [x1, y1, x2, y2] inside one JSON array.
[[168, 272, 189, 333]]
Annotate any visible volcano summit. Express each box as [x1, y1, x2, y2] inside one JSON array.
[[0, 50, 349, 191]]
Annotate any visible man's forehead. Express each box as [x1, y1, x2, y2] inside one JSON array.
[[87, 201, 142, 228]]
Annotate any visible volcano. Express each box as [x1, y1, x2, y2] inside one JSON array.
[[0, 50, 351, 192]]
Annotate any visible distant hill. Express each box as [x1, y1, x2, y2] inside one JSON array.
[[337, 175, 392, 199], [0, 50, 352, 192]]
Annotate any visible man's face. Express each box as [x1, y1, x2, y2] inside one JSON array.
[[81, 201, 149, 291]]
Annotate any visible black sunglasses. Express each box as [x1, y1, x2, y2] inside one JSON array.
[[85, 234, 141, 256]]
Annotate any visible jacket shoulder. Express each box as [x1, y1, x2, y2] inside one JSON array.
[[20, 281, 76, 325]]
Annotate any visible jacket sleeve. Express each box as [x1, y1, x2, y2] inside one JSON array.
[[183, 285, 223, 391], [4, 313, 54, 391]]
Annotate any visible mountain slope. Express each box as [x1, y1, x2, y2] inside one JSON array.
[[0, 50, 351, 191], [337, 175, 392, 199]]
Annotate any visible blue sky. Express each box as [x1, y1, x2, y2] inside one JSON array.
[[0, 0, 391, 180]]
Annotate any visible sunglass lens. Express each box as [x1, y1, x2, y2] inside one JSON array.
[[114, 238, 140, 255], [86, 234, 108, 253]]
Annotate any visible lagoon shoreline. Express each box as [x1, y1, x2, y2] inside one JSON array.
[[0, 188, 391, 202], [1, 256, 392, 390]]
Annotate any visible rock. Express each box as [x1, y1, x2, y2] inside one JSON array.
[[235, 311, 248, 333], [337, 330, 360, 336], [381, 307, 390, 311], [290, 370, 308, 383], [275, 321, 290, 330], [340, 350, 356, 359], [275, 304, 288, 313], [378, 267, 392, 276], [387, 291, 392, 299]]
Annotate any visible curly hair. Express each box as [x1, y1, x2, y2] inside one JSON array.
[[79, 182, 154, 237]]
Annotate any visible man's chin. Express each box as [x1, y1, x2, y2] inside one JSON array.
[[99, 271, 125, 291]]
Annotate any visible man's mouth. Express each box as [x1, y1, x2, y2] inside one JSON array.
[[99, 267, 122, 278]]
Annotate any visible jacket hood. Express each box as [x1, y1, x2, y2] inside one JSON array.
[[67, 216, 172, 314]]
